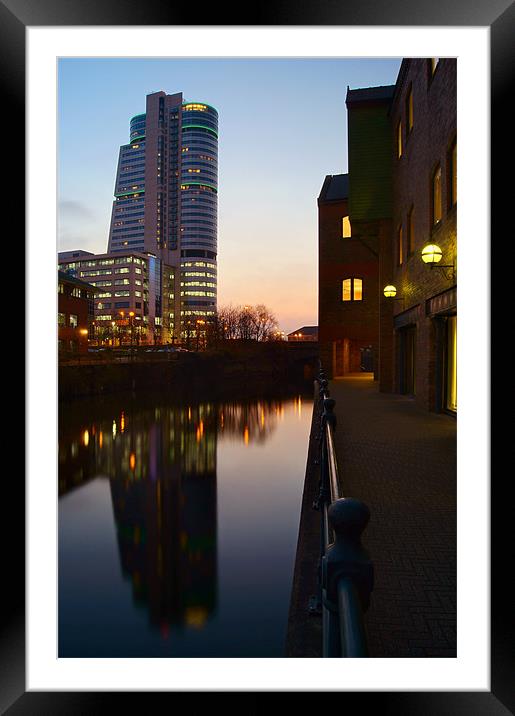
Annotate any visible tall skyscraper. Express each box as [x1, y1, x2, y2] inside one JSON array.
[[107, 91, 218, 337]]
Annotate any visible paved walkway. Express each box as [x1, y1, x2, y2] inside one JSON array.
[[286, 374, 456, 657], [330, 374, 457, 657]]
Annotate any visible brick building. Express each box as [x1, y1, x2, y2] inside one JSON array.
[[318, 58, 457, 413], [58, 271, 96, 354]]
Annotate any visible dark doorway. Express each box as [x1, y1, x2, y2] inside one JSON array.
[[399, 325, 416, 395], [360, 345, 374, 372]]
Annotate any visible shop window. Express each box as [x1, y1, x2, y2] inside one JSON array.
[[446, 315, 457, 412]]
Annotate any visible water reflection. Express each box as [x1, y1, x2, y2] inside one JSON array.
[[58, 396, 296, 644]]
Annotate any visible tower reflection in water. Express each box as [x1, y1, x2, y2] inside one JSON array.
[[58, 397, 284, 635]]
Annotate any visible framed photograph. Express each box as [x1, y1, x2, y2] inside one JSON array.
[[6, 0, 510, 711]]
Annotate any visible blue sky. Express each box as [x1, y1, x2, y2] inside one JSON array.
[[58, 57, 402, 333]]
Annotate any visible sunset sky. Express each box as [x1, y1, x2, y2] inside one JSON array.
[[58, 57, 402, 334]]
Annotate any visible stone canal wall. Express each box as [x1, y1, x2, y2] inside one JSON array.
[[59, 345, 317, 400]]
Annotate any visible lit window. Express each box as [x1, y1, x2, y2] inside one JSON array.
[[432, 164, 442, 225], [342, 278, 363, 301], [69, 314, 78, 328], [398, 225, 403, 265], [397, 120, 402, 158], [406, 87, 413, 133], [342, 216, 351, 238], [58, 313, 66, 326]]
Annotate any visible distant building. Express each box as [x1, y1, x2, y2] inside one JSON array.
[[287, 326, 318, 342], [318, 58, 457, 413], [58, 250, 180, 345], [58, 271, 96, 354]]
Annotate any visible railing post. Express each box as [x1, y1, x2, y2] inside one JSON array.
[[322, 497, 373, 657]]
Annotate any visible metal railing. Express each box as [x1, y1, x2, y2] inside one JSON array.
[[311, 365, 373, 657]]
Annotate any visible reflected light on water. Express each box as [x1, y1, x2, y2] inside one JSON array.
[[185, 606, 209, 629], [58, 393, 314, 657]]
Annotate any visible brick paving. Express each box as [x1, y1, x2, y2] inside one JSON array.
[[286, 373, 456, 658], [330, 374, 456, 657]]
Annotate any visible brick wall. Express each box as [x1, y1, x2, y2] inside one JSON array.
[[389, 59, 457, 410], [318, 193, 381, 378]]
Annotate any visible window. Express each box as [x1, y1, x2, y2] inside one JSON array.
[[397, 120, 402, 158], [431, 58, 440, 75], [407, 206, 415, 256], [58, 312, 66, 326], [71, 287, 82, 298], [69, 314, 78, 328], [342, 216, 351, 238], [58, 283, 64, 294], [406, 86, 413, 134], [342, 278, 363, 301], [397, 225, 403, 265], [432, 164, 442, 225], [449, 140, 457, 208]]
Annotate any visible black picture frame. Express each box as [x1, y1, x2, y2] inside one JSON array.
[[5, 0, 511, 712]]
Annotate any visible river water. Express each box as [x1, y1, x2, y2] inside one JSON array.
[[58, 391, 313, 657]]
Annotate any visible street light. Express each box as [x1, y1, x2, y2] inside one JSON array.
[[129, 311, 135, 347], [421, 243, 456, 282], [383, 285, 405, 304]]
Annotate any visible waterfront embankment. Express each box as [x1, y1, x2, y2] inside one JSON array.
[[59, 342, 317, 400], [286, 374, 457, 657]]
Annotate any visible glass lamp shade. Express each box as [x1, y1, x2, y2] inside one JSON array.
[[421, 243, 443, 264], [383, 285, 397, 298]]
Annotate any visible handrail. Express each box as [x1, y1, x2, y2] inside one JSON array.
[[312, 364, 373, 657]]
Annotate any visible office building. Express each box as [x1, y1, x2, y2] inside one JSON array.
[[107, 91, 218, 336], [58, 250, 179, 345]]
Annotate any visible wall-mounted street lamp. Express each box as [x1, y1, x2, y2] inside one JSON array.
[[421, 243, 456, 282], [383, 285, 404, 302]]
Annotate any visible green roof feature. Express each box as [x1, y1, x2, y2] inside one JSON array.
[[130, 113, 146, 122], [115, 189, 145, 198], [130, 134, 146, 143], [181, 124, 218, 137]]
